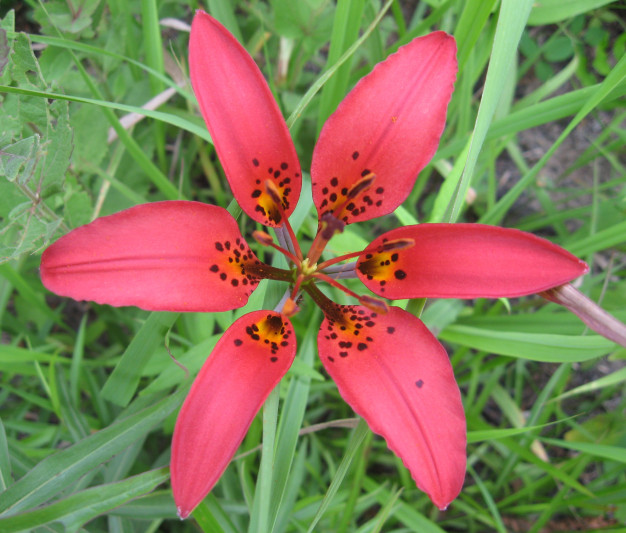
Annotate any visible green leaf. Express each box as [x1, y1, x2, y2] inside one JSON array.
[[0, 389, 185, 516], [528, 0, 617, 25], [540, 437, 626, 464], [0, 136, 39, 183], [444, 0, 534, 223], [0, 467, 169, 532], [101, 312, 179, 407], [439, 325, 616, 362]]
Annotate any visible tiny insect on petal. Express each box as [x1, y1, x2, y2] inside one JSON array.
[[40, 201, 263, 312], [171, 310, 296, 519], [189, 11, 302, 226], [357, 224, 589, 299], [318, 304, 466, 509], [311, 31, 456, 225]]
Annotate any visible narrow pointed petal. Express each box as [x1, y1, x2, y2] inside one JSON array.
[[311, 32, 456, 225], [190, 11, 301, 226], [41, 201, 264, 312], [318, 304, 466, 509], [357, 224, 589, 299], [172, 311, 296, 518]]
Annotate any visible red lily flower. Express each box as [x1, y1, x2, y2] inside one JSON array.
[[40, 11, 588, 519]]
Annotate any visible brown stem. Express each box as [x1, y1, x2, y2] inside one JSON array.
[[541, 284, 626, 347]]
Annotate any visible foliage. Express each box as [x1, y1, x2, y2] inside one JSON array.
[[1, 0, 625, 531]]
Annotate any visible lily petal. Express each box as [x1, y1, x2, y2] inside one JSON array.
[[318, 304, 466, 509], [357, 224, 589, 299], [190, 11, 301, 227], [311, 32, 456, 225], [41, 201, 264, 312], [171, 310, 296, 518]]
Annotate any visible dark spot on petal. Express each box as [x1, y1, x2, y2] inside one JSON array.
[[252, 189, 262, 198], [357, 343, 367, 351], [415, 379, 424, 388], [395, 270, 407, 280], [252, 158, 259, 167], [352, 151, 359, 160], [387, 327, 395, 334], [215, 242, 224, 251], [281, 162, 288, 170], [270, 356, 278, 362], [234, 339, 243, 346], [210, 264, 219, 272], [330, 177, 338, 187], [231, 279, 239, 287]]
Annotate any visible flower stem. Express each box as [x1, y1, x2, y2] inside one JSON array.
[[248, 384, 280, 533]]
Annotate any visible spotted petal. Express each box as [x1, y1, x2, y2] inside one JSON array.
[[318, 304, 466, 509], [171, 310, 296, 518], [189, 11, 301, 226], [311, 32, 456, 225], [41, 201, 264, 312], [357, 224, 589, 299]]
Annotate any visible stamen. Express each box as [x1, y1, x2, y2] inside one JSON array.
[[251, 230, 300, 265], [331, 172, 376, 221], [346, 172, 376, 200], [265, 180, 303, 261], [358, 294, 388, 314], [377, 238, 415, 252], [312, 271, 368, 303], [319, 212, 346, 241], [282, 297, 300, 317], [252, 230, 275, 246]]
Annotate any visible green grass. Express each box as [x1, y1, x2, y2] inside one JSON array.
[[1, 1, 625, 531]]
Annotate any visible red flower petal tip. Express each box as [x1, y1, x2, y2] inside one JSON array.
[[189, 10, 302, 227], [318, 305, 466, 509], [171, 311, 296, 518], [357, 224, 589, 299], [40, 202, 263, 312], [311, 31, 457, 225]]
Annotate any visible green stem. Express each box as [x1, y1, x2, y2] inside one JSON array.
[[248, 384, 280, 533]]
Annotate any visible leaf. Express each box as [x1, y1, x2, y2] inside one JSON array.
[[0, 136, 40, 183], [101, 312, 180, 407], [528, 0, 617, 25], [0, 468, 169, 532], [439, 325, 616, 362], [0, 389, 185, 516]]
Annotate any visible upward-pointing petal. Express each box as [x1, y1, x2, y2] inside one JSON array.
[[311, 32, 456, 225], [172, 311, 296, 518], [190, 11, 301, 227], [41, 201, 263, 312]]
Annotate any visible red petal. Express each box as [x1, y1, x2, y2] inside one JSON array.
[[171, 311, 296, 518], [357, 224, 589, 299], [318, 304, 466, 509], [41, 201, 264, 312], [311, 32, 456, 225], [190, 11, 301, 226]]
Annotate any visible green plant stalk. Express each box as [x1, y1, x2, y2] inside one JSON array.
[[141, 0, 167, 171], [336, 430, 373, 533], [248, 384, 280, 533]]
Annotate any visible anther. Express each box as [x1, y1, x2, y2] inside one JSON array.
[[358, 294, 388, 314], [319, 212, 346, 241], [346, 172, 376, 200], [377, 238, 415, 252], [264, 179, 283, 206], [282, 297, 300, 317], [252, 230, 275, 247]]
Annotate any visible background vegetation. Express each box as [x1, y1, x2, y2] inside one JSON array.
[[1, 0, 625, 531]]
